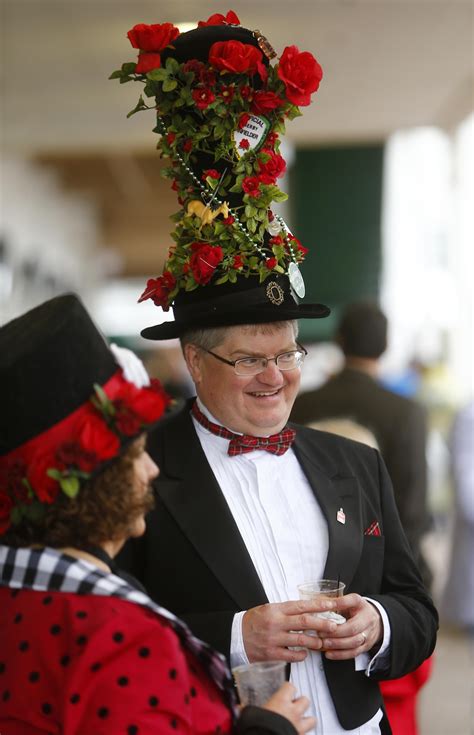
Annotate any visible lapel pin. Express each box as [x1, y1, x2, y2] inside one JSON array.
[[337, 507, 346, 524]]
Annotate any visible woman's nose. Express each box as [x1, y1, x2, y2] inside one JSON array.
[[145, 452, 159, 480]]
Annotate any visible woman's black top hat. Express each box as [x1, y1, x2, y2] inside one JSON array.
[[0, 293, 169, 535], [113, 11, 329, 340]]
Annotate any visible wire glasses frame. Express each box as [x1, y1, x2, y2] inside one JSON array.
[[202, 343, 308, 376]]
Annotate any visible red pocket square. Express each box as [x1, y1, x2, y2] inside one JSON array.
[[364, 520, 382, 536]]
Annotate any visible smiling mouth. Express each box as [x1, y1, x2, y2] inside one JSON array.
[[249, 389, 282, 397]]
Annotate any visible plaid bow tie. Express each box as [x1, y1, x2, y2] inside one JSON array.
[[192, 401, 296, 457]]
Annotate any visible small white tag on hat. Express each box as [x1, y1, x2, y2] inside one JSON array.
[[337, 507, 346, 524], [234, 114, 270, 156], [288, 262, 305, 298]]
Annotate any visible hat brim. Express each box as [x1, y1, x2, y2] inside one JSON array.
[[141, 302, 330, 340]]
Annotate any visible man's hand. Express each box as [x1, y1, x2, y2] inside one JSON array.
[[320, 594, 383, 660], [242, 600, 339, 663]]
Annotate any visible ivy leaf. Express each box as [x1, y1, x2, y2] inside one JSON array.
[[93, 383, 109, 406], [286, 105, 302, 121], [24, 502, 46, 522], [60, 476, 80, 499], [46, 468, 62, 481], [247, 218, 257, 233], [126, 94, 147, 119], [10, 506, 23, 524], [122, 62, 137, 75], [165, 57, 180, 74], [162, 78, 178, 93], [147, 67, 169, 82], [272, 190, 288, 203]]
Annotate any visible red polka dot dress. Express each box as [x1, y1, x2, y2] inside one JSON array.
[[0, 587, 232, 735]]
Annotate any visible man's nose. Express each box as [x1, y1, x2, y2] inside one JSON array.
[[256, 358, 283, 382]]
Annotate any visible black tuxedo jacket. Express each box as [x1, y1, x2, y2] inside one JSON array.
[[119, 401, 437, 731], [291, 368, 432, 588]]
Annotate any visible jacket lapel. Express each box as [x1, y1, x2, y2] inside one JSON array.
[[157, 405, 268, 610], [293, 431, 363, 590]]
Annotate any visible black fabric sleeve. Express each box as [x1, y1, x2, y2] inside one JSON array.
[[235, 706, 298, 735]]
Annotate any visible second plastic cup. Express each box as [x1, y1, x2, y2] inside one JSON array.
[[232, 660, 286, 706]]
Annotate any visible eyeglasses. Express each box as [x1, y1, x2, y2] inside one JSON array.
[[202, 343, 308, 376]]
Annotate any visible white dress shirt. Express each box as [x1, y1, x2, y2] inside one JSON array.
[[192, 399, 390, 735]]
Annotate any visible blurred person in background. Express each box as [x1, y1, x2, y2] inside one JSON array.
[[291, 302, 433, 591], [291, 302, 434, 735], [441, 399, 474, 635], [0, 294, 314, 735]]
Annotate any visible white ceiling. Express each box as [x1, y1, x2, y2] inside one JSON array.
[[1, 0, 473, 154]]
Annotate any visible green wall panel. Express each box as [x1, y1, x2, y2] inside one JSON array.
[[290, 145, 384, 342]]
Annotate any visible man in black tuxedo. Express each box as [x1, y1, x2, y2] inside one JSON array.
[[116, 16, 437, 735], [120, 313, 437, 735], [291, 302, 433, 590]]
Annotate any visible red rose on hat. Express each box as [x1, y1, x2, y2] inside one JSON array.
[[198, 11, 240, 27], [114, 381, 169, 425], [28, 453, 61, 504], [209, 41, 267, 82], [277, 45, 323, 106], [190, 243, 224, 284], [242, 176, 263, 198], [258, 151, 286, 181], [127, 22, 179, 52], [56, 443, 97, 473], [135, 53, 162, 74], [0, 491, 13, 534], [138, 272, 176, 309], [192, 87, 216, 110], [78, 413, 120, 463], [1, 460, 29, 504], [251, 90, 284, 115], [128, 23, 180, 75], [113, 404, 142, 436], [202, 169, 220, 181]]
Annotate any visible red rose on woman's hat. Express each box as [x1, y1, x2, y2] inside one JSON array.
[[277, 45, 323, 106], [1, 460, 29, 504], [209, 40, 267, 81], [28, 452, 61, 504], [190, 243, 224, 284], [0, 491, 14, 534], [114, 381, 170, 426], [77, 413, 120, 463]]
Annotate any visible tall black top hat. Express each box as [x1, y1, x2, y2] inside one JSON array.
[[112, 10, 329, 339], [0, 294, 170, 535]]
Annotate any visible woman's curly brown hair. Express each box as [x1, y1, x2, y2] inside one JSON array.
[[2, 438, 155, 548]]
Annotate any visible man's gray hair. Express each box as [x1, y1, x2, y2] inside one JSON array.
[[180, 321, 299, 352]]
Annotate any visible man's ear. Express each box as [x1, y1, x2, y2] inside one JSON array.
[[183, 343, 202, 385]]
